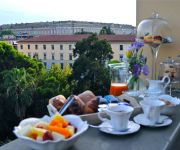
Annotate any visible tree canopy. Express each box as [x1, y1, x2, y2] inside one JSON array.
[[71, 34, 113, 95], [0, 30, 14, 37], [0, 41, 44, 75], [73, 34, 113, 64], [74, 28, 94, 34], [99, 26, 115, 35]]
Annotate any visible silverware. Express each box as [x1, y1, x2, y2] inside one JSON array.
[[59, 95, 75, 115], [89, 124, 130, 131]]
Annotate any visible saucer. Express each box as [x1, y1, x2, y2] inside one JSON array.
[[99, 121, 140, 135], [133, 114, 172, 127]]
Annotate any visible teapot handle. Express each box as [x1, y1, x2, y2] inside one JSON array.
[[162, 76, 170, 89]]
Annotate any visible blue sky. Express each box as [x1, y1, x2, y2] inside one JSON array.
[[0, 0, 136, 26]]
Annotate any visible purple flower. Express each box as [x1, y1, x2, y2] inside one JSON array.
[[132, 64, 141, 77], [141, 64, 149, 76], [140, 55, 146, 62], [128, 41, 144, 50]]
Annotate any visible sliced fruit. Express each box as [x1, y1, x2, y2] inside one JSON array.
[[27, 127, 47, 140], [51, 114, 69, 127], [49, 119, 63, 127], [48, 125, 70, 138], [35, 121, 49, 129], [52, 132, 65, 141], [42, 131, 53, 141], [66, 125, 75, 136]]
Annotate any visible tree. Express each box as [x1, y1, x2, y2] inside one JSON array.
[[99, 26, 115, 35], [0, 30, 14, 37], [0, 42, 45, 141], [75, 28, 94, 34], [71, 34, 113, 95], [73, 34, 113, 64], [0, 41, 44, 76], [28, 64, 75, 117], [1, 68, 35, 120]]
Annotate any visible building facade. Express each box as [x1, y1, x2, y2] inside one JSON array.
[[17, 34, 135, 69], [1, 21, 136, 37]]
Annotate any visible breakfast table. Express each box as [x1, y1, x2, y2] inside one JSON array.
[[1, 92, 180, 150]]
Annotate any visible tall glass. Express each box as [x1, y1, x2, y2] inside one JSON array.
[[109, 63, 129, 96]]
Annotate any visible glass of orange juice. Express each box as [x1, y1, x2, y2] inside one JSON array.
[[109, 63, 129, 96], [110, 83, 128, 96]]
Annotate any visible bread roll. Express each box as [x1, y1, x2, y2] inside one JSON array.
[[78, 90, 96, 104], [49, 95, 67, 110], [83, 97, 99, 114], [67, 96, 85, 115], [48, 90, 99, 115]]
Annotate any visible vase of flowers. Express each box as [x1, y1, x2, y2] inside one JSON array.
[[125, 40, 149, 90]]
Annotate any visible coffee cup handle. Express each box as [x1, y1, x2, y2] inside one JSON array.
[[162, 75, 170, 89], [98, 110, 109, 122]]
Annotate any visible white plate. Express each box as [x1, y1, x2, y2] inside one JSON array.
[[99, 121, 140, 135], [133, 114, 172, 127]]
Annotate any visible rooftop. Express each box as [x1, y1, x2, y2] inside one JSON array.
[[18, 34, 136, 43]]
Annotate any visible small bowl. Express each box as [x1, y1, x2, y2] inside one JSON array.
[[159, 94, 180, 115], [161, 105, 180, 116], [13, 115, 89, 150]]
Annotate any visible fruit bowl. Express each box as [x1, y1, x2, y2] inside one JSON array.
[[13, 115, 89, 150]]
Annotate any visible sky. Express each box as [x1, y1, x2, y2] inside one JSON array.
[[0, 0, 136, 26]]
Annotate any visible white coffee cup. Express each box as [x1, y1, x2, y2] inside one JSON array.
[[98, 104, 134, 131], [140, 98, 165, 124]]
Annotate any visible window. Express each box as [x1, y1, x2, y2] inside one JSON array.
[[60, 63, 64, 69], [33, 53, 38, 59], [35, 44, 38, 50], [20, 45, 23, 49], [51, 44, 54, 50], [52, 53, 55, 60], [69, 53, 73, 60], [28, 44, 30, 49], [43, 53, 46, 60], [28, 52, 31, 57], [120, 45, 123, 50], [60, 45, 63, 50], [60, 53, 63, 60], [43, 45, 46, 50], [119, 54, 123, 61], [69, 44, 72, 50]]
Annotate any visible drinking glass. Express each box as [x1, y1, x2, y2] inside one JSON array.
[[109, 63, 129, 96]]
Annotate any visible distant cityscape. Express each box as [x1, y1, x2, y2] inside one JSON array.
[[0, 20, 136, 38], [0, 20, 136, 69]]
